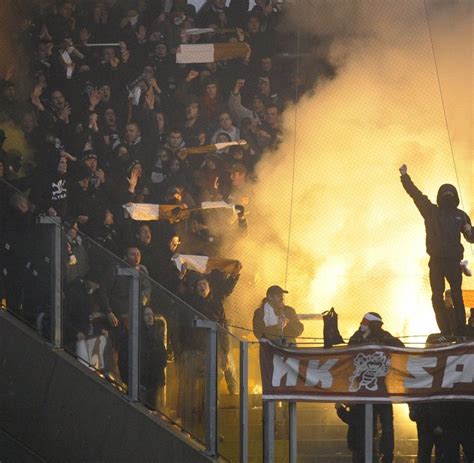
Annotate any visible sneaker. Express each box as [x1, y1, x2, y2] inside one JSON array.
[[460, 260, 472, 277]]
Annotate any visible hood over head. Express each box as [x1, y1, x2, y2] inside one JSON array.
[[437, 184, 459, 208]]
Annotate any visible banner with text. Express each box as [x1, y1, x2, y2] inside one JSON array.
[[260, 340, 474, 402]]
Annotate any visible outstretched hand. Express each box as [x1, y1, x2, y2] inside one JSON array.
[[399, 164, 407, 175], [186, 69, 199, 82], [89, 88, 100, 108], [136, 25, 147, 43], [107, 312, 119, 327], [127, 167, 140, 192]]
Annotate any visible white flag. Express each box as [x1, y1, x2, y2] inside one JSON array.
[[172, 253, 209, 274], [176, 44, 214, 64], [201, 201, 235, 211], [123, 203, 159, 221], [185, 28, 215, 35]]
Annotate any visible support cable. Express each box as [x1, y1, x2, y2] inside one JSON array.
[[284, 17, 302, 286], [422, 0, 472, 255]]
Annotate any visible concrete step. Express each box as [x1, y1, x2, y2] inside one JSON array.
[[237, 457, 418, 463], [218, 423, 355, 442], [219, 438, 418, 463], [219, 420, 417, 441], [218, 398, 415, 426], [217, 398, 419, 462], [218, 434, 419, 457], [296, 457, 418, 463]]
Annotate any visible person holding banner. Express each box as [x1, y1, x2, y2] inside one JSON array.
[[252, 285, 304, 345], [349, 312, 404, 463], [399, 164, 474, 335], [186, 276, 238, 394]]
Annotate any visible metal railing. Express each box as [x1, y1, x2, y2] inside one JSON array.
[[0, 177, 393, 463], [0, 179, 238, 457]]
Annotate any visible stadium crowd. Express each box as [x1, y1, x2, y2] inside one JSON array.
[[1, 1, 473, 461], [0, 0, 319, 425]]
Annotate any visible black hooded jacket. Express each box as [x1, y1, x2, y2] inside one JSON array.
[[401, 174, 473, 259]]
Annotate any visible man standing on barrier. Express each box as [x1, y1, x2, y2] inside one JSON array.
[[399, 164, 473, 335], [252, 285, 304, 345]]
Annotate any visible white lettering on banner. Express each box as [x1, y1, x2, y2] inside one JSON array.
[[272, 355, 299, 387], [305, 359, 338, 388], [404, 357, 437, 389], [442, 354, 474, 388]]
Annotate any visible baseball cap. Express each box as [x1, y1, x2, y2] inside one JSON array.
[[266, 285, 288, 297], [82, 150, 97, 161]]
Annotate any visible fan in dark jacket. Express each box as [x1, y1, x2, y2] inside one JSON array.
[[336, 403, 371, 463], [1, 193, 35, 313], [399, 164, 474, 335], [349, 312, 404, 463], [118, 307, 167, 410], [252, 285, 304, 345], [30, 155, 69, 218], [182, 275, 239, 394], [409, 333, 474, 463]]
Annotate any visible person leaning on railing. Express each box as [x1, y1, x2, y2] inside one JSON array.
[[97, 245, 151, 381], [252, 285, 304, 346], [348, 313, 404, 463]]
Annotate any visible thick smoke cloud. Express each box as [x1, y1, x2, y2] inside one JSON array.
[[1, 0, 470, 340], [230, 0, 472, 341]]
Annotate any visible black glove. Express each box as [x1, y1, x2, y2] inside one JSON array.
[[235, 204, 245, 218]]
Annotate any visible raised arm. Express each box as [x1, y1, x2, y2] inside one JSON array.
[[228, 78, 258, 126], [399, 164, 434, 218]]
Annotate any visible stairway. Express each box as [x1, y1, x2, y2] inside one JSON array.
[[0, 310, 216, 463], [217, 396, 418, 462]]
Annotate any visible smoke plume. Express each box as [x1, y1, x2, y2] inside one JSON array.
[[230, 0, 473, 342]]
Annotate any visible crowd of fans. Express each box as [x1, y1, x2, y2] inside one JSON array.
[[0, 0, 323, 428], [1, 1, 472, 460]]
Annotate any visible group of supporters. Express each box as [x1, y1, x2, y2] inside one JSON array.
[[334, 313, 474, 463], [1, 1, 473, 460], [0, 0, 309, 421]]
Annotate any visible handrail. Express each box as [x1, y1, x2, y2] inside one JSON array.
[[0, 177, 232, 333]]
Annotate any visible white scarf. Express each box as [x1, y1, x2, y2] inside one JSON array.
[[263, 302, 279, 327]]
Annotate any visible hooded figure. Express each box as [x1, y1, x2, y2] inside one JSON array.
[[400, 165, 474, 335]]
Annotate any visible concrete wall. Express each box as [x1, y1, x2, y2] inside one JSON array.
[[0, 311, 215, 463], [0, 427, 45, 462]]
